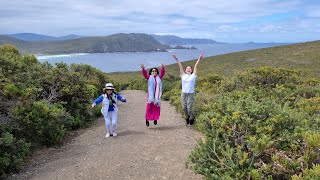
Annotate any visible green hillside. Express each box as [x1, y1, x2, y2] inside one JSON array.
[[1, 40, 320, 179], [108, 40, 320, 82], [0, 33, 169, 54], [194, 40, 320, 79], [0, 35, 27, 47], [106, 40, 320, 179]]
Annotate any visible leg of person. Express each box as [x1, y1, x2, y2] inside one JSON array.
[[104, 112, 112, 137], [110, 111, 118, 137], [152, 104, 160, 125], [145, 103, 151, 127], [181, 93, 190, 124], [187, 93, 195, 125]]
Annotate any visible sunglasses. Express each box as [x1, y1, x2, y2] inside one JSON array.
[[151, 70, 157, 72]]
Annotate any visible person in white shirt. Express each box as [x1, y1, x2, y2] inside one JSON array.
[[172, 52, 204, 125]]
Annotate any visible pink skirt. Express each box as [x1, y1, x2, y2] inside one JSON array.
[[145, 102, 161, 121]]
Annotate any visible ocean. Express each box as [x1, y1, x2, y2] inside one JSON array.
[[36, 43, 287, 73]]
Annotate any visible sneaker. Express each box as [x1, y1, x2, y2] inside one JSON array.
[[154, 120, 157, 125], [189, 118, 195, 125], [105, 133, 110, 138], [186, 116, 190, 125], [113, 133, 117, 137], [146, 120, 149, 126]]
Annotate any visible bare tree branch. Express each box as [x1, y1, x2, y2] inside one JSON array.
[[41, 85, 58, 103]]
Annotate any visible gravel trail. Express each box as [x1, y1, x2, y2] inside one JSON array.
[[8, 90, 202, 180]]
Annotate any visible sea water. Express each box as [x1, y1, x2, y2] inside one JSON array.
[[36, 43, 287, 73]]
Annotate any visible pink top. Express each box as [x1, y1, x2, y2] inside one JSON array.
[[141, 67, 165, 121], [142, 67, 165, 80]]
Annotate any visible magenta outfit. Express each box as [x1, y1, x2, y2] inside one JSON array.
[[142, 67, 165, 121]]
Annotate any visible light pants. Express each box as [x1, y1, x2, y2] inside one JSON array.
[[181, 93, 195, 120], [103, 110, 118, 134]]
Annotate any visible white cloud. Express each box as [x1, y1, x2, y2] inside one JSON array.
[[259, 25, 284, 32], [0, 0, 320, 42], [217, 25, 239, 32]]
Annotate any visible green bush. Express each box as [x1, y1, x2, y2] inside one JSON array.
[[13, 100, 70, 145], [0, 45, 110, 177], [0, 130, 30, 179], [175, 67, 320, 179]]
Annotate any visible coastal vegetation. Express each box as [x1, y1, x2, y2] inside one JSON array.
[[1, 40, 320, 179], [0, 33, 169, 55], [108, 40, 320, 179], [0, 33, 202, 55], [0, 45, 111, 178], [151, 34, 222, 45]]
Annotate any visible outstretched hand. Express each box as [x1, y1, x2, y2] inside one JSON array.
[[172, 54, 178, 60], [140, 64, 145, 69], [199, 52, 204, 59], [160, 64, 165, 68]]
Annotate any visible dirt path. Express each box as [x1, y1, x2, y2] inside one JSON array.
[[8, 90, 202, 180]]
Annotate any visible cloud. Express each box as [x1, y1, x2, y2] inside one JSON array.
[[0, 0, 320, 42], [217, 25, 239, 32], [259, 25, 284, 32], [304, 6, 320, 18]]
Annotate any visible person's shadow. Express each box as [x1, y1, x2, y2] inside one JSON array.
[[118, 123, 189, 136], [148, 124, 186, 131], [118, 130, 146, 136]]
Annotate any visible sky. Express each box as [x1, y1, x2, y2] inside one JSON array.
[[1, 0, 320, 43]]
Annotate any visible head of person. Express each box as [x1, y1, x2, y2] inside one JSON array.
[[103, 83, 115, 95], [185, 66, 193, 74], [149, 68, 159, 76]]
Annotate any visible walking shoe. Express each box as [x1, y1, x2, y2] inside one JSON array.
[[154, 120, 157, 125], [105, 132, 110, 138], [113, 133, 117, 137], [189, 118, 195, 125], [186, 116, 190, 125], [146, 120, 149, 126]]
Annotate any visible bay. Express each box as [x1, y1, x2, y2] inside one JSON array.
[[36, 43, 287, 73]]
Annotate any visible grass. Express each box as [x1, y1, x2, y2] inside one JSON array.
[[107, 40, 320, 83]]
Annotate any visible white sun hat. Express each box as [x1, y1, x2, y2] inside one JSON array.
[[103, 83, 115, 91]]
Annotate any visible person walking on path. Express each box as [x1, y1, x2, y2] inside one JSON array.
[[172, 52, 204, 125], [92, 83, 126, 137], [140, 64, 166, 126]]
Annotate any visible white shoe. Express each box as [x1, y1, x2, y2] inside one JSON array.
[[105, 133, 110, 138], [112, 133, 117, 137]]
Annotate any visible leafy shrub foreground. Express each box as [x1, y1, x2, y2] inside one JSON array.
[[167, 67, 320, 179], [0, 45, 108, 178]]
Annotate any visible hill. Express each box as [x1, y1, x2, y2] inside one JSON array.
[[192, 40, 320, 79], [0, 35, 26, 46], [151, 34, 222, 45], [108, 40, 320, 83], [6, 33, 83, 41], [0, 33, 170, 54]]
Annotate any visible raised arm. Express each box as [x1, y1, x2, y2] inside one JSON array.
[[140, 64, 149, 79], [172, 54, 184, 76], [159, 64, 166, 79], [193, 52, 204, 75], [92, 95, 103, 107]]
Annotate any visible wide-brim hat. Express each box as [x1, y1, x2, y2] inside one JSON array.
[[103, 83, 115, 91]]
